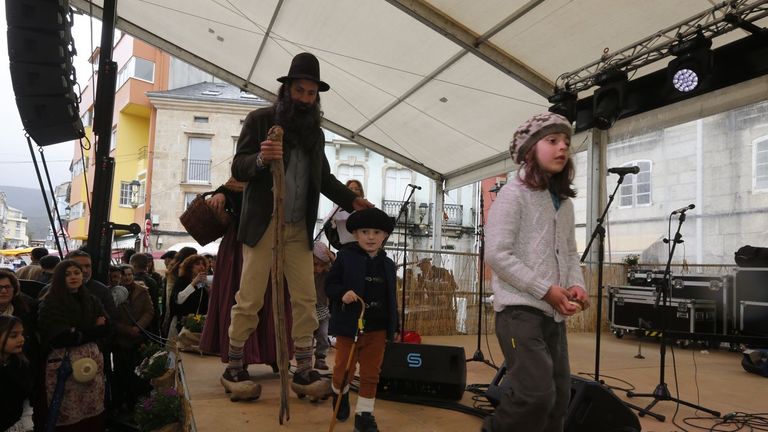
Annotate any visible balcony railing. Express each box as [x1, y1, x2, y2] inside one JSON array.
[[182, 159, 211, 184], [382, 200, 416, 225], [430, 203, 463, 225]]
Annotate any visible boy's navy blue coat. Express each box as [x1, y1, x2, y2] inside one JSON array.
[[325, 245, 398, 340]]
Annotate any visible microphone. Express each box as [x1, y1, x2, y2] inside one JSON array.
[[671, 204, 695, 214], [607, 166, 640, 175], [408, 184, 422, 190]]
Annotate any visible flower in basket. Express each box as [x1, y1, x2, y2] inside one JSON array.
[[141, 342, 163, 359], [183, 314, 206, 333], [135, 350, 170, 380], [135, 387, 182, 432]]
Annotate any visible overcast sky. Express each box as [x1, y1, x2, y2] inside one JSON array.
[[1, 8, 101, 190]]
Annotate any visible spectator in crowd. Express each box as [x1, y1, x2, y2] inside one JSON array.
[[15, 247, 49, 281], [169, 254, 209, 337], [38, 260, 108, 430], [111, 265, 153, 412], [37, 255, 61, 285], [129, 253, 161, 334]]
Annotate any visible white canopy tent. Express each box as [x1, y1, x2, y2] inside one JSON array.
[[69, 0, 768, 190]]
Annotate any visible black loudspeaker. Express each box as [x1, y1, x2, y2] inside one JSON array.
[[377, 342, 466, 400], [6, 0, 85, 146], [486, 366, 640, 432], [565, 376, 640, 432]]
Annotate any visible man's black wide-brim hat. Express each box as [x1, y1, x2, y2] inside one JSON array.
[[277, 52, 330, 92]]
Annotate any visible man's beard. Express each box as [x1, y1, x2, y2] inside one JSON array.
[[275, 96, 321, 136]]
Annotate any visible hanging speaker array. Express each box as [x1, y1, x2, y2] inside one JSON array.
[[6, 0, 85, 146]]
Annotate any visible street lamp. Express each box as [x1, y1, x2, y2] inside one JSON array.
[[129, 180, 141, 209]]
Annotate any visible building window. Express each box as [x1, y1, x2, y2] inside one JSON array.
[[184, 193, 197, 209], [193, 116, 209, 124], [116, 56, 155, 89], [110, 128, 117, 152], [71, 157, 88, 176], [619, 160, 652, 207], [337, 164, 365, 186], [119, 182, 133, 207], [186, 136, 212, 183], [81, 109, 93, 127], [70, 202, 85, 219], [754, 136, 768, 191], [385, 168, 412, 200]]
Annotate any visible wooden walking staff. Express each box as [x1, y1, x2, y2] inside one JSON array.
[[329, 298, 366, 432], [268, 125, 291, 424]]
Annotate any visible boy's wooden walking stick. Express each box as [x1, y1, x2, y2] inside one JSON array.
[[329, 298, 366, 432]]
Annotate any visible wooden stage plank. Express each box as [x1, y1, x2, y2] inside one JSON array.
[[181, 333, 764, 432]]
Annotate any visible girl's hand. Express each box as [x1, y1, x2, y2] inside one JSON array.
[[567, 286, 590, 310], [342, 290, 360, 304], [543, 285, 579, 316], [95, 316, 106, 326], [194, 272, 207, 286]]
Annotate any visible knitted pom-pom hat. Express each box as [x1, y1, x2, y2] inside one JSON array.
[[510, 112, 572, 164]]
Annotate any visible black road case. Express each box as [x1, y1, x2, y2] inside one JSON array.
[[609, 285, 717, 334]]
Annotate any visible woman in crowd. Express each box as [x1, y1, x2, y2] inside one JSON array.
[[38, 260, 108, 431], [199, 179, 293, 372], [111, 265, 154, 411], [161, 246, 197, 336], [327, 179, 365, 249], [169, 254, 210, 337]]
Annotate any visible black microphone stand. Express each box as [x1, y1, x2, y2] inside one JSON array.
[[393, 185, 419, 336], [467, 186, 497, 369], [581, 173, 662, 420], [626, 211, 720, 420]]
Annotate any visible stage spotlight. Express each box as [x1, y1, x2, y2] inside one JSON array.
[[592, 70, 627, 130], [668, 33, 713, 94], [548, 89, 577, 122]]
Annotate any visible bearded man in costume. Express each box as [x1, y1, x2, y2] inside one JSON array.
[[222, 52, 373, 401]]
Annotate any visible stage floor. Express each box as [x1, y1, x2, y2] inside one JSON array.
[[180, 332, 764, 432]]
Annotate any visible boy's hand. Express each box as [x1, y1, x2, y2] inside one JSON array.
[[342, 290, 360, 304], [95, 316, 106, 326], [259, 138, 283, 162], [543, 285, 579, 316]]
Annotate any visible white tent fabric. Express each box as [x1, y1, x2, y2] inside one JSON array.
[[69, 0, 768, 188]]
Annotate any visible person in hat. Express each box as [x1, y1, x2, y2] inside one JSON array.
[[325, 208, 398, 432], [481, 112, 589, 432], [311, 242, 334, 370], [226, 52, 374, 400]]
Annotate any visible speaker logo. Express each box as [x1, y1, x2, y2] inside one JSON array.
[[407, 352, 422, 368]]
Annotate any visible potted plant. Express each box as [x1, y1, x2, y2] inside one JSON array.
[[136, 350, 175, 390], [623, 253, 640, 268], [135, 387, 182, 432], [178, 314, 205, 351]]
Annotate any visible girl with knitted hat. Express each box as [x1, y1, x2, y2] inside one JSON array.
[[482, 112, 589, 432]]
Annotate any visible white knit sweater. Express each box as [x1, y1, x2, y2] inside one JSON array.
[[485, 177, 586, 322]]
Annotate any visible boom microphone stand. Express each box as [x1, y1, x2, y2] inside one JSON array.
[[626, 208, 720, 421], [467, 186, 497, 369], [394, 184, 419, 336], [582, 170, 661, 420]]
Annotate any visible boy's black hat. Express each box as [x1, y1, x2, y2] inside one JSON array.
[[160, 250, 177, 259], [346, 208, 395, 234]]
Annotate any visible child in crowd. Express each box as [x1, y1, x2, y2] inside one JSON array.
[[312, 242, 334, 370], [0, 316, 32, 432], [325, 208, 398, 432], [482, 112, 589, 432]]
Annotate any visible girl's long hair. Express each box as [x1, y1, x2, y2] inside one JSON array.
[[48, 260, 84, 298], [0, 315, 27, 364], [518, 147, 577, 199]]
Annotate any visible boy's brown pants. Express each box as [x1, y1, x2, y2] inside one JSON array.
[[332, 330, 387, 398]]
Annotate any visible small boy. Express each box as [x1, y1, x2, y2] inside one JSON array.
[[312, 242, 334, 370], [325, 208, 398, 432]]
